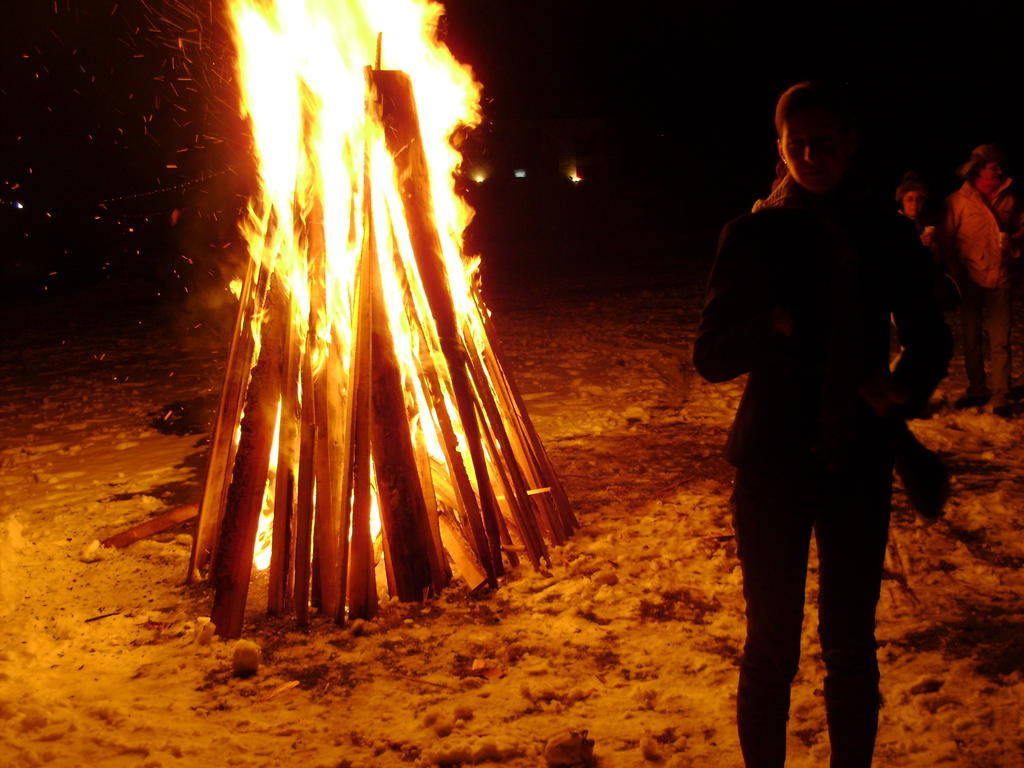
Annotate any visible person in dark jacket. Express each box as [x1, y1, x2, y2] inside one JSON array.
[[896, 172, 960, 313], [896, 172, 936, 247], [694, 82, 952, 768]]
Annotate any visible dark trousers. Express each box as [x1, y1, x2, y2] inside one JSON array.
[[960, 280, 1011, 399], [732, 457, 892, 768]]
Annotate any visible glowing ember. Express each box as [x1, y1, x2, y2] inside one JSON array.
[[189, 0, 577, 638]]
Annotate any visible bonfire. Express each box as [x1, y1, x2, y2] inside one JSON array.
[[186, 0, 577, 638]]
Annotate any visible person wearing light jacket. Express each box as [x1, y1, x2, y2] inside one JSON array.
[[941, 144, 1024, 411]]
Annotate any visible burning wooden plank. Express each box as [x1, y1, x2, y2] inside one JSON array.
[[344, 172, 379, 623], [267, 309, 299, 615], [188, 258, 265, 582], [210, 276, 288, 639], [291, 347, 317, 627]]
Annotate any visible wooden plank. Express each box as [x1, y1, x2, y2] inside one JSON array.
[[428, 456, 458, 510], [463, 337, 546, 566], [436, 509, 487, 591], [188, 258, 263, 581], [319, 333, 348, 617], [409, 402, 451, 590], [383, 220, 451, 590], [292, 348, 316, 627], [210, 275, 288, 639], [304, 194, 345, 619], [268, 312, 300, 615], [367, 246, 443, 602], [395, 256, 492, 586], [102, 504, 198, 549], [478, 304, 578, 537], [488, 357, 568, 545], [328, 327, 354, 625], [369, 67, 502, 584], [345, 153, 379, 621]]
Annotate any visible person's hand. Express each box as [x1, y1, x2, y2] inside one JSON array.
[[859, 376, 910, 417], [920, 227, 935, 247]]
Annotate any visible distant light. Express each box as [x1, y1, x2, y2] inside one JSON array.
[[569, 173, 582, 184], [14, 201, 23, 209], [472, 172, 486, 184], [513, 169, 527, 179]]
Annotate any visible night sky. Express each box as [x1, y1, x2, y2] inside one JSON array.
[[2, 0, 1024, 301], [441, 0, 1024, 188]]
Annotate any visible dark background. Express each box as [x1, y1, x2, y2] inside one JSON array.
[[2, 0, 1023, 315]]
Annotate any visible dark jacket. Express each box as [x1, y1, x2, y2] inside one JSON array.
[[694, 178, 952, 469]]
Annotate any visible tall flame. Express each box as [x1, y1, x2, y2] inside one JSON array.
[[230, 0, 482, 571], [232, 0, 480, 298]]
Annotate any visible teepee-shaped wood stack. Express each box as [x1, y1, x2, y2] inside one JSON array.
[[188, 59, 576, 639]]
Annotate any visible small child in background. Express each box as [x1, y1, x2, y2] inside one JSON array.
[[896, 172, 937, 248], [897, 171, 960, 314]]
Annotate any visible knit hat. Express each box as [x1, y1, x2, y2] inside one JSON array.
[[957, 144, 1009, 179], [895, 171, 928, 203]]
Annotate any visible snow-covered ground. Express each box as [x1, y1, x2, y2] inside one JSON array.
[[1, 272, 1023, 767]]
